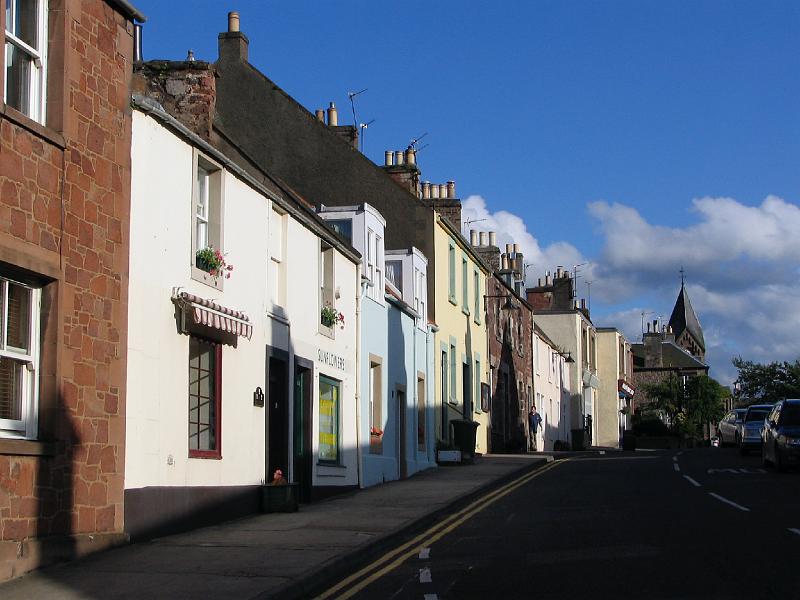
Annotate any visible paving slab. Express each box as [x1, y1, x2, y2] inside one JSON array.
[[0, 454, 550, 600]]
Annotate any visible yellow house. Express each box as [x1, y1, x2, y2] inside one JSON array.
[[432, 214, 491, 454]]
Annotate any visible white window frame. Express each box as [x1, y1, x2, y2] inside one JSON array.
[[0, 277, 40, 439], [269, 206, 287, 310], [3, 0, 47, 123], [191, 151, 225, 290]]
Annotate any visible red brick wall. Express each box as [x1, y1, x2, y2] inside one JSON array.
[[0, 0, 133, 580]]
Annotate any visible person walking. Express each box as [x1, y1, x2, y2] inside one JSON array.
[[528, 405, 542, 451]]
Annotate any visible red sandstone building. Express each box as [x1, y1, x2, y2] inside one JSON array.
[[0, 0, 143, 580], [472, 236, 534, 453]]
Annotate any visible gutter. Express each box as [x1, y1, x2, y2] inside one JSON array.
[[107, 0, 146, 22], [130, 94, 361, 266]]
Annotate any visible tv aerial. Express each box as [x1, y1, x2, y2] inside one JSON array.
[[359, 119, 375, 153], [347, 88, 368, 128]]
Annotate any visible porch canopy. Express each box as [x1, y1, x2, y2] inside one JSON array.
[[172, 291, 253, 341]]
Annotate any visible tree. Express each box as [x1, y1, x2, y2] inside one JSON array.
[[732, 357, 800, 404], [643, 373, 727, 438]]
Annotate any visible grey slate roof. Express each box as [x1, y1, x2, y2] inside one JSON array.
[[631, 341, 708, 370], [667, 283, 705, 351]]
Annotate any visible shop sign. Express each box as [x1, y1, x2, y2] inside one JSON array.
[[318, 349, 346, 371], [618, 380, 635, 398]]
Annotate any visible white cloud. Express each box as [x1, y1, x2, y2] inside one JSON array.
[[461, 194, 588, 284], [462, 192, 800, 386]]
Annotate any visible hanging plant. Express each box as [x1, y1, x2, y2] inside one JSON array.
[[321, 304, 344, 329], [196, 246, 234, 280]]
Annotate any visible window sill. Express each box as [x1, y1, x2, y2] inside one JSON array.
[[461, 307, 470, 317], [318, 324, 335, 339], [191, 265, 224, 290], [448, 296, 457, 306], [0, 438, 57, 456], [189, 450, 222, 460], [1, 104, 66, 149]]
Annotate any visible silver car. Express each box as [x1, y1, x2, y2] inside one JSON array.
[[717, 408, 747, 447], [737, 404, 774, 455]]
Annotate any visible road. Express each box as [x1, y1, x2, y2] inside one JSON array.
[[322, 448, 800, 599]]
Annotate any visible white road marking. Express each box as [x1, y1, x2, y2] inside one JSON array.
[[788, 528, 800, 536], [419, 567, 432, 583], [683, 475, 701, 487], [709, 492, 750, 512], [424, 595, 439, 600], [707, 468, 741, 474], [418, 547, 430, 559], [673, 463, 680, 472]]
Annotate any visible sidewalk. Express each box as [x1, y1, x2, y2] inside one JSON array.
[[0, 454, 551, 600]]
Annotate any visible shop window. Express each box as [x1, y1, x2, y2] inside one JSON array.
[[318, 375, 340, 463], [4, 0, 47, 122], [0, 276, 40, 439], [188, 337, 221, 458]]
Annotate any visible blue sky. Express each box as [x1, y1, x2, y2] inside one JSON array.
[[134, 1, 800, 383]]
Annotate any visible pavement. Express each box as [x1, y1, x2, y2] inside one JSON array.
[[0, 453, 553, 600]]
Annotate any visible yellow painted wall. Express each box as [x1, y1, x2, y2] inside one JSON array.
[[432, 216, 490, 454]]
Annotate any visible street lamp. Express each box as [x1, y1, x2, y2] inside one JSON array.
[[484, 294, 520, 312]]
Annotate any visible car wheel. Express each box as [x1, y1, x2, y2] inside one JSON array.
[[717, 431, 725, 448], [775, 444, 786, 473]]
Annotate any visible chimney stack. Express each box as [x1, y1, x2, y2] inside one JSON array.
[[326, 102, 338, 126], [228, 11, 240, 32]]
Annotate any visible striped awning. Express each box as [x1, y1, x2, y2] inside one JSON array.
[[173, 291, 253, 340]]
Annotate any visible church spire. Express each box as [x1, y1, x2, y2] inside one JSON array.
[[667, 272, 705, 358]]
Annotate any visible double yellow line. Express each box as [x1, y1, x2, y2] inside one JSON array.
[[316, 458, 566, 600]]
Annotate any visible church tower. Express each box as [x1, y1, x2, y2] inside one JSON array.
[[667, 272, 705, 362]]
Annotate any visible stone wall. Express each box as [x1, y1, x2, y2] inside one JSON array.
[[0, 0, 133, 581]]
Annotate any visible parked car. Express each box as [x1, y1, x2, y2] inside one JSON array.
[[762, 399, 800, 472], [717, 408, 747, 447], [737, 404, 773, 455]]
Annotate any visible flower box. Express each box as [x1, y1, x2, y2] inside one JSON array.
[[260, 483, 299, 513]]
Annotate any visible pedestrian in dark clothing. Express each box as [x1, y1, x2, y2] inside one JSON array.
[[528, 406, 542, 451]]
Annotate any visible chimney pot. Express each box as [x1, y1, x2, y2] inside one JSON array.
[[513, 243, 520, 254], [439, 184, 447, 198], [430, 183, 439, 198], [479, 232, 488, 246], [395, 150, 404, 165], [422, 181, 431, 199], [228, 11, 240, 33], [405, 146, 416, 165], [502, 255, 509, 270], [327, 102, 338, 126], [447, 181, 456, 199], [506, 243, 513, 254], [315, 109, 325, 122], [538, 278, 542, 287], [545, 274, 552, 285], [384, 150, 393, 166], [488, 231, 497, 247], [470, 230, 478, 246]]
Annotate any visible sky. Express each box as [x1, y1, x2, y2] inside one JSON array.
[[133, 1, 800, 384]]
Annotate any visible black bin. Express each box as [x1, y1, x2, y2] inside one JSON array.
[[451, 419, 479, 462], [571, 429, 585, 451], [622, 430, 636, 451]]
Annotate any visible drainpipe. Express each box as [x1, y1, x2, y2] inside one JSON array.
[[355, 273, 367, 488], [427, 321, 439, 464]]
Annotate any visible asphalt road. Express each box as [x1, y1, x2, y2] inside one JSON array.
[[335, 448, 800, 599]]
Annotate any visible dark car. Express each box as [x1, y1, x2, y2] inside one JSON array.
[[717, 408, 747, 447], [737, 404, 773, 455], [762, 399, 800, 472]]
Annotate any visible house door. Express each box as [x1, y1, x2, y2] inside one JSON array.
[[397, 388, 407, 479], [268, 357, 289, 482], [292, 362, 313, 503]]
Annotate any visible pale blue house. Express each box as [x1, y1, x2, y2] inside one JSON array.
[[318, 204, 436, 487]]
